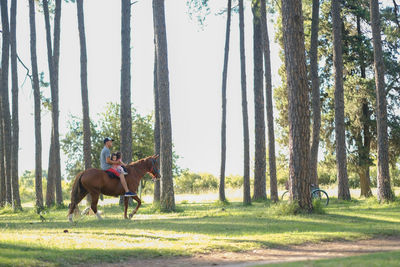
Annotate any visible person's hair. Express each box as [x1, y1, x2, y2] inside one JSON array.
[[115, 151, 122, 160], [111, 152, 118, 160]]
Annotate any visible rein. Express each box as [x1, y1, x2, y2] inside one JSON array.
[[150, 158, 160, 179]]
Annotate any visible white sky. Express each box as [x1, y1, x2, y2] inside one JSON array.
[[14, 0, 282, 178]]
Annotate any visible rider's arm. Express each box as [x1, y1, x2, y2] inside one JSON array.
[[106, 157, 120, 165]]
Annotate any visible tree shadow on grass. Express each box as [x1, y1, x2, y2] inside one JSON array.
[[0, 241, 182, 267]]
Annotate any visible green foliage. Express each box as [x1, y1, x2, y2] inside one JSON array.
[[18, 170, 48, 203], [270, 201, 300, 216], [61, 102, 189, 195], [225, 174, 243, 189], [174, 171, 218, 193], [312, 198, 326, 214], [61, 103, 164, 184], [273, 0, 400, 188], [274, 152, 289, 186], [186, 0, 210, 29]]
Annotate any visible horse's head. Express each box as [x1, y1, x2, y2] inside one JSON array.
[[148, 155, 161, 181]]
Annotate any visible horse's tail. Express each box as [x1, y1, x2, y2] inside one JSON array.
[[68, 171, 87, 215]]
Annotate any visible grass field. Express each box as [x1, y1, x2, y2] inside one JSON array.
[[0, 191, 399, 266], [266, 250, 400, 267]]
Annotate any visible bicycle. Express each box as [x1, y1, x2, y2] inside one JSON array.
[[281, 184, 329, 206]]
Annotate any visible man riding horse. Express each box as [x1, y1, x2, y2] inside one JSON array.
[[100, 137, 136, 197]]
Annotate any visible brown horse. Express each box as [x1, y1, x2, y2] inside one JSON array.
[[68, 155, 160, 222]]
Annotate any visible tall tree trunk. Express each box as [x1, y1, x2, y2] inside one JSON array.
[[77, 0, 91, 171], [309, 0, 320, 187], [153, 0, 175, 211], [77, 0, 92, 205], [120, 0, 133, 168], [332, 0, 350, 200], [360, 101, 372, 196], [219, 0, 232, 202], [260, 0, 278, 202], [281, 0, 312, 211], [370, 0, 393, 202], [46, 138, 55, 206], [0, 102, 4, 207], [252, 0, 267, 201], [239, 0, 251, 205], [43, 0, 55, 207], [0, 0, 12, 205], [356, 15, 372, 198], [10, 0, 21, 210], [53, 0, 63, 206], [29, 0, 44, 210], [153, 45, 161, 203]]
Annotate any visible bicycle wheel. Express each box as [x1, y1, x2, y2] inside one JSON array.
[[311, 189, 329, 206], [281, 190, 290, 201]]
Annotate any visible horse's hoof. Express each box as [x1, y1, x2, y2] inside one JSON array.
[[96, 213, 103, 220]]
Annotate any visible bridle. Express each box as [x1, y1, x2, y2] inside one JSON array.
[[150, 158, 160, 180]]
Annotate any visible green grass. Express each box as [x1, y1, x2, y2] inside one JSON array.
[[264, 250, 400, 266], [0, 198, 399, 266]]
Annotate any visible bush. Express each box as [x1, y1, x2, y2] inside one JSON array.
[[174, 171, 218, 193], [348, 173, 360, 188], [318, 172, 332, 185], [270, 201, 300, 216], [312, 199, 326, 214], [225, 174, 243, 189]]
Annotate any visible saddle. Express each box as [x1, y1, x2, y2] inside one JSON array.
[[105, 171, 119, 179]]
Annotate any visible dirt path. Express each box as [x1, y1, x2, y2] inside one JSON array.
[[92, 236, 400, 267]]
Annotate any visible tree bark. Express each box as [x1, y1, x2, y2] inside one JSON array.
[[260, 0, 278, 202], [309, 0, 320, 187], [120, 0, 133, 168], [219, 0, 232, 203], [43, 0, 62, 206], [0, 0, 12, 205], [77, 0, 92, 205], [53, 0, 63, 206], [153, 0, 175, 211], [29, 0, 44, 210], [10, 0, 21, 210], [46, 136, 55, 206], [0, 100, 4, 207], [153, 44, 161, 203], [238, 0, 251, 205], [354, 15, 372, 198], [332, 0, 351, 200], [252, 0, 267, 201], [281, 0, 312, 211], [370, 0, 393, 202], [42, 0, 55, 207], [77, 0, 91, 171]]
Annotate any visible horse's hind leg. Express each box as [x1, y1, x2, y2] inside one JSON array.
[[124, 197, 129, 219], [68, 191, 88, 222], [129, 195, 141, 219], [90, 193, 102, 220]]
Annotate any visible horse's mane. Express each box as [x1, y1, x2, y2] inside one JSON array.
[[128, 156, 152, 167]]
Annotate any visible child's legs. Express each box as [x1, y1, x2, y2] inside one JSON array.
[[117, 166, 124, 174]]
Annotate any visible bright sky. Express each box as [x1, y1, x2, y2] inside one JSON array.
[[15, 0, 282, 178]]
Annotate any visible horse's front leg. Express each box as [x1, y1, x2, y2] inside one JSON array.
[[124, 197, 129, 219], [129, 195, 141, 219], [90, 193, 102, 220]]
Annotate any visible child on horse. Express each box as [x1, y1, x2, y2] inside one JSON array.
[[111, 151, 128, 175]]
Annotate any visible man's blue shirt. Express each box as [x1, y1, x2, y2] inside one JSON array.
[[100, 146, 112, 170]]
